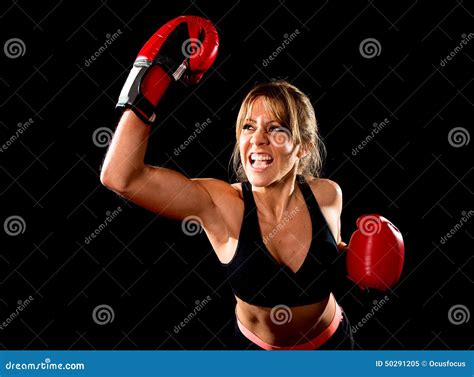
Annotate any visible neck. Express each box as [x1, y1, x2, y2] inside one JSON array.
[[252, 171, 300, 222]]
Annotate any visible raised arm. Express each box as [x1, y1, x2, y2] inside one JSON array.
[[100, 16, 220, 221], [102, 109, 219, 220]]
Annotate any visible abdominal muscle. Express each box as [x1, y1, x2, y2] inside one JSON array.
[[235, 293, 336, 347]]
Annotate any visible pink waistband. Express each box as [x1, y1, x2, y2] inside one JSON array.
[[236, 299, 343, 350]]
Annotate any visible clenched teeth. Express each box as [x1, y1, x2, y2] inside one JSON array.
[[250, 153, 273, 161]]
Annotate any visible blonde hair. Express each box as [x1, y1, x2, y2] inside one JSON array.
[[230, 80, 326, 182]]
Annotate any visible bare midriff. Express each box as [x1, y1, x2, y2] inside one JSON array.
[[235, 293, 336, 346]]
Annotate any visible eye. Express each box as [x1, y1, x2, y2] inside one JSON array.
[[269, 125, 289, 133], [242, 124, 254, 131]]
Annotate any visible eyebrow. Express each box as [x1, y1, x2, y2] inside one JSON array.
[[245, 119, 281, 124]]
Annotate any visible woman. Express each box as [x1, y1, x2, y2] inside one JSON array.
[[225, 81, 354, 350], [102, 15, 358, 350], [101, 78, 355, 350]]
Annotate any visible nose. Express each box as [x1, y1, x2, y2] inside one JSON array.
[[251, 127, 269, 146]]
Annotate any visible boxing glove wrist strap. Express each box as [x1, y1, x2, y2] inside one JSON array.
[[117, 58, 186, 125]]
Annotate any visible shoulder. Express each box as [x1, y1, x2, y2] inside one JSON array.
[[305, 176, 343, 244], [304, 176, 342, 209], [230, 182, 243, 198]]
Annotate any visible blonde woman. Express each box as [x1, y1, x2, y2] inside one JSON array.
[[102, 16, 404, 350]]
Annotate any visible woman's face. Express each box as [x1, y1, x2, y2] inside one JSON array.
[[239, 97, 303, 187]]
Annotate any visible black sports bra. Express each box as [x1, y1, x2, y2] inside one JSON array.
[[221, 175, 340, 307]]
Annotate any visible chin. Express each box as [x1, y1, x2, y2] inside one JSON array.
[[248, 167, 298, 188], [245, 167, 278, 187], [248, 177, 268, 187], [244, 170, 264, 187]]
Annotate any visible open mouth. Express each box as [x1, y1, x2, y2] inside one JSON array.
[[248, 153, 274, 171]]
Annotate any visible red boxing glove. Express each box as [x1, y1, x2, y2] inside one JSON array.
[[117, 16, 219, 124], [346, 214, 404, 291]]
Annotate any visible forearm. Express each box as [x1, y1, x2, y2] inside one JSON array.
[[100, 110, 150, 192]]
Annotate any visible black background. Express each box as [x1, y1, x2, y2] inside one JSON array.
[[0, 0, 472, 350]]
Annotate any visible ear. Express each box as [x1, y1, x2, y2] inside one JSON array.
[[297, 144, 309, 159]]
